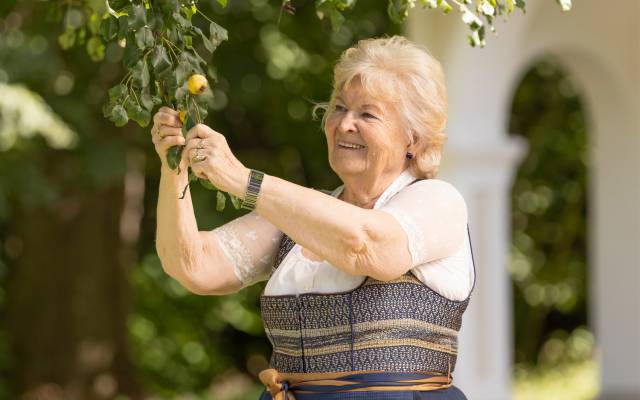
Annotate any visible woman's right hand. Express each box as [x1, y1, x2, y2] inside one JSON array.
[[151, 106, 186, 171]]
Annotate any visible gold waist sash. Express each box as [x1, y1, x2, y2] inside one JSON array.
[[258, 367, 453, 400]]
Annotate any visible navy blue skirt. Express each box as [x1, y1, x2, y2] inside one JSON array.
[[258, 385, 467, 399]]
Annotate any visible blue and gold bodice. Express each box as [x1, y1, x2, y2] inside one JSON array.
[[260, 227, 475, 375]]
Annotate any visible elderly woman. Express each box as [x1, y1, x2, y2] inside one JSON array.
[[151, 36, 476, 399]]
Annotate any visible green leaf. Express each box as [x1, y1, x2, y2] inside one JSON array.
[[135, 26, 154, 49], [505, 0, 514, 12], [133, 59, 150, 87], [229, 193, 241, 210], [184, 114, 196, 131], [186, 97, 206, 124], [111, 104, 128, 127], [117, 15, 129, 40], [206, 66, 218, 83], [216, 190, 226, 211], [151, 45, 172, 78], [209, 21, 228, 48], [58, 26, 76, 49], [182, 48, 206, 70], [166, 145, 184, 171], [184, 35, 193, 49], [130, 3, 147, 30], [140, 90, 154, 111], [123, 34, 141, 67], [100, 16, 118, 41], [105, 0, 129, 18], [108, 84, 127, 100], [173, 11, 191, 29], [199, 178, 216, 190], [194, 97, 208, 121], [132, 107, 151, 127], [175, 86, 188, 104], [192, 22, 227, 53], [387, 0, 410, 24], [182, 5, 197, 20], [102, 101, 115, 119], [192, 26, 214, 53], [151, 95, 162, 107], [148, 11, 164, 32], [316, 2, 345, 31], [159, 0, 180, 15], [216, 0, 228, 7], [175, 61, 192, 85], [167, 26, 180, 43], [86, 36, 105, 62]]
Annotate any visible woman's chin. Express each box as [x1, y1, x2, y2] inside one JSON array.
[[332, 161, 365, 176]]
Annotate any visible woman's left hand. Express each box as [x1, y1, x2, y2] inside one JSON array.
[[183, 123, 249, 197]]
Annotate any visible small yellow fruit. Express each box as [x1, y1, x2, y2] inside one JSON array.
[[179, 110, 186, 123], [187, 74, 208, 95]]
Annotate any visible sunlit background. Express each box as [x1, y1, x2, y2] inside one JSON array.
[[1, 0, 638, 399]]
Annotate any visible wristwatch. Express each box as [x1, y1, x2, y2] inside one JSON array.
[[241, 169, 265, 210]]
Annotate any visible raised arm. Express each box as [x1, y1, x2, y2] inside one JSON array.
[[152, 108, 281, 295], [156, 162, 282, 295]]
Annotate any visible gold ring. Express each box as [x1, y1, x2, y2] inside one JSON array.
[[191, 148, 206, 163], [197, 138, 205, 149]]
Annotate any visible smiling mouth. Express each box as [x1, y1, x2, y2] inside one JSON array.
[[337, 142, 366, 150]]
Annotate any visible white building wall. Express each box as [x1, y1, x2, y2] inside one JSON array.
[[407, 1, 640, 399]]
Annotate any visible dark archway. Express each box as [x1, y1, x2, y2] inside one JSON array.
[[508, 56, 596, 397]]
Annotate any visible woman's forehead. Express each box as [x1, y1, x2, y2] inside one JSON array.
[[336, 86, 385, 109], [336, 76, 398, 107]]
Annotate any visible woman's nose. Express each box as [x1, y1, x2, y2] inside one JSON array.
[[338, 111, 357, 132]]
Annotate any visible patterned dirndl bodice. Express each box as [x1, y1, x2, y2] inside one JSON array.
[[257, 187, 475, 399], [261, 235, 473, 375]]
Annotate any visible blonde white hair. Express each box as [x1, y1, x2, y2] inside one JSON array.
[[314, 35, 448, 179]]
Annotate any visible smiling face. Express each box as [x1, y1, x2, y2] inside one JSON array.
[[325, 77, 410, 183]]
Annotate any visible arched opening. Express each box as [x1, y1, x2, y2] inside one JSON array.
[[507, 56, 598, 398]]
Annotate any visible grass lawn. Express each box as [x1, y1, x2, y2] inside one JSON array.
[[514, 359, 600, 400]]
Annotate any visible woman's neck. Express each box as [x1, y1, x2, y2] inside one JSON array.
[[338, 188, 381, 209], [337, 166, 408, 208], [338, 176, 393, 209]]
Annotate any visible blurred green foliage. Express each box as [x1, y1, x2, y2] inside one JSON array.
[[515, 356, 599, 400], [129, 2, 399, 396], [0, 0, 398, 398], [0, 0, 581, 398], [508, 57, 590, 366]]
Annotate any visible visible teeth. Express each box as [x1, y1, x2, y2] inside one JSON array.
[[339, 142, 365, 149]]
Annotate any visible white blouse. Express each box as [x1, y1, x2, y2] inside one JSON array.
[[210, 168, 476, 301]]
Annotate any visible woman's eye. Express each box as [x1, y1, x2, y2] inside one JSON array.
[[334, 105, 346, 112], [363, 112, 377, 119]]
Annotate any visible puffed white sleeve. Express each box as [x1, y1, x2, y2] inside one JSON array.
[[377, 179, 468, 266], [206, 210, 284, 288]]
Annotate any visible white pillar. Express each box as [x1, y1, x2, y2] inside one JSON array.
[[439, 136, 527, 400], [587, 74, 640, 400]]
